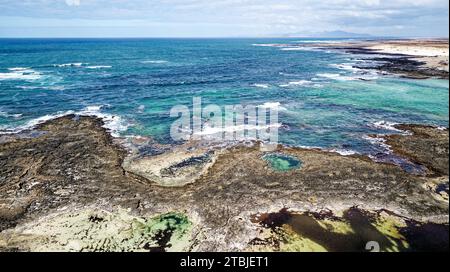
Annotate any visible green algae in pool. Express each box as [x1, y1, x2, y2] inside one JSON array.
[[250, 207, 449, 252], [263, 153, 302, 172], [132, 212, 192, 252]]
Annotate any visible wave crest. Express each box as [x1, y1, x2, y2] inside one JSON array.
[[0, 105, 127, 137], [0, 68, 42, 81]]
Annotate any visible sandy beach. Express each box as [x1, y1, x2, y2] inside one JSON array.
[[311, 39, 449, 78], [367, 40, 449, 71]]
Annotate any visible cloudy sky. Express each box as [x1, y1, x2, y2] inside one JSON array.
[[0, 0, 448, 37]]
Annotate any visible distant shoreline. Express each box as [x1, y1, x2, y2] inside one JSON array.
[[307, 39, 449, 79], [0, 36, 448, 40]]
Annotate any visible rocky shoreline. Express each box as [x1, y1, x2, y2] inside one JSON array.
[[0, 115, 448, 251], [311, 39, 449, 79]]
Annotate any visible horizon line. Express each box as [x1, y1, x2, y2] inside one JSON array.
[[0, 36, 448, 39]]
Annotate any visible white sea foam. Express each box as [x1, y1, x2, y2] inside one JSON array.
[[82, 105, 104, 112], [137, 105, 145, 113], [362, 135, 392, 152], [292, 40, 326, 43], [0, 111, 75, 135], [329, 63, 360, 72], [16, 86, 40, 90], [8, 67, 30, 71], [360, 73, 380, 81], [252, 43, 285, 47], [316, 73, 353, 81], [0, 110, 22, 119], [297, 144, 322, 150], [47, 86, 66, 91], [85, 65, 112, 69], [362, 135, 385, 144], [329, 149, 358, 156], [280, 47, 316, 51], [291, 144, 358, 156], [279, 80, 312, 87], [195, 123, 282, 136], [317, 73, 342, 79], [363, 121, 412, 149], [258, 102, 287, 111], [372, 121, 402, 132], [0, 105, 127, 137], [328, 62, 382, 81], [54, 63, 86, 68], [0, 68, 42, 81], [15, 85, 65, 91], [292, 40, 348, 44], [253, 83, 270, 89], [141, 60, 168, 64], [316, 72, 378, 81], [78, 105, 127, 136]]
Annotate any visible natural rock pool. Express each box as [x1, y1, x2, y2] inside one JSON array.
[[250, 207, 449, 252], [262, 153, 302, 172]]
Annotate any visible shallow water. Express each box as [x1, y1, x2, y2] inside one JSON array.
[[251, 208, 449, 252], [0, 38, 448, 159], [262, 153, 302, 172]]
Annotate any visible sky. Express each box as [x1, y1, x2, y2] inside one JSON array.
[[0, 0, 448, 38]]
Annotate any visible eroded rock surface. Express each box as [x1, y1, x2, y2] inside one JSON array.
[[384, 125, 449, 176], [248, 207, 449, 252], [0, 209, 192, 252], [0, 116, 448, 251]]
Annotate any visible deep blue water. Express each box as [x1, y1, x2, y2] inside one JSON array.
[[0, 38, 448, 157]]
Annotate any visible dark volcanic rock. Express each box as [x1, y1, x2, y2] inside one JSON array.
[[321, 44, 449, 79], [385, 125, 449, 176], [0, 116, 448, 251], [362, 56, 448, 79], [0, 115, 134, 231]]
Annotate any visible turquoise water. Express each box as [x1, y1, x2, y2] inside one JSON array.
[[263, 153, 302, 172], [0, 38, 448, 157]]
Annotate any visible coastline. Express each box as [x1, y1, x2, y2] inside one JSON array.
[[0, 38, 448, 252], [0, 114, 448, 251], [308, 39, 449, 79]]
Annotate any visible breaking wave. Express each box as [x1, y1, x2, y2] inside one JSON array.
[[0, 105, 128, 137], [0, 68, 42, 81]]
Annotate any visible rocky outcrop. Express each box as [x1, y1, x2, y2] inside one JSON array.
[[312, 39, 449, 79], [384, 125, 449, 176], [0, 116, 448, 251]]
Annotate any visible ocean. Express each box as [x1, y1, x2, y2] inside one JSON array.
[[0, 38, 448, 160]]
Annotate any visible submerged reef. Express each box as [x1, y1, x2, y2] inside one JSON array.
[[0, 115, 448, 251]]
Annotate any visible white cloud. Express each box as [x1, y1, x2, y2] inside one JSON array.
[[65, 0, 80, 6], [0, 0, 448, 37]]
